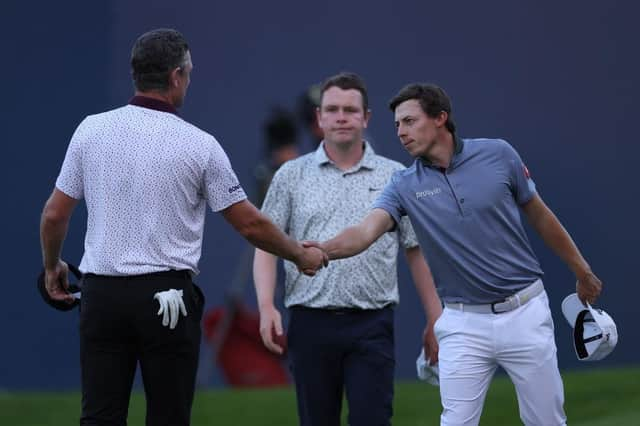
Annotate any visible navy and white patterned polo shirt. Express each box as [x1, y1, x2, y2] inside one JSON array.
[[56, 96, 247, 275]]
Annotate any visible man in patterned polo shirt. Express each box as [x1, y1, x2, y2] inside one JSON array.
[[253, 72, 442, 426], [39, 28, 326, 426], [310, 83, 604, 426]]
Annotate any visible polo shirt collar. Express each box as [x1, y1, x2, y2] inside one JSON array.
[[313, 140, 377, 170], [420, 135, 465, 169], [129, 95, 179, 116]]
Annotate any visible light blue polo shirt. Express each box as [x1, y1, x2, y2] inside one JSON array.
[[373, 137, 543, 304]]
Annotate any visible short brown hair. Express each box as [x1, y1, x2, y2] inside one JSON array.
[[320, 72, 369, 111], [389, 83, 456, 134]]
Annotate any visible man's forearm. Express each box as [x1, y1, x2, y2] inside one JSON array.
[[405, 246, 442, 322], [40, 210, 69, 270], [40, 190, 77, 270], [539, 217, 590, 276], [245, 216, 303, 263], [322, 225, 372, 260], [222, 201, 303, 263], [253, 248, 278, 311], [322, 209, 394, 260], [525, 198, 591, 277]]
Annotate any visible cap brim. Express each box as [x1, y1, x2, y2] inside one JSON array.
[[561, 293, 588, 327], [588, 306, 619, 351], [588, 305, 614, 330]]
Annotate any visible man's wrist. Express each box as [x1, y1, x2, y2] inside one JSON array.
[[426, 314, 439, 327], [573, 264, 593, 281], [258, 301, 276, 313], [321, 241, 336, 260], [290, 242, 305, 264], [44, 258, 59, 271]]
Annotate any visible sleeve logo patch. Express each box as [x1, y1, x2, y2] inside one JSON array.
[[228, 184, 242, 193], [523, 165, 531, 179]]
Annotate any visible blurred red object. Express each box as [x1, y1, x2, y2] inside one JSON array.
[[203, 303, 290, 387]]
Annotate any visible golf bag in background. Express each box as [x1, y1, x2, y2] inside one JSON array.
[[200, 246, 289, 388], [203, 300, 289, 387]]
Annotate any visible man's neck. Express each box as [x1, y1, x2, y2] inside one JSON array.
[[134, 90, 175, 107], [424, 132, 455, 169], [324, 140, 365, 171]]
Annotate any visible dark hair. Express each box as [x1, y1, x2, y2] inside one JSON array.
[[388, 83, 456, 134], [131, 29, 189, 92], [263, 107, 299, 152], [320, 72, 369, 112], [296, 83, 321, 127]]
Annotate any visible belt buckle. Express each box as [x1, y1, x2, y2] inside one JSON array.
[[490, 299, 509, 314], [492, 293, 519, 314]]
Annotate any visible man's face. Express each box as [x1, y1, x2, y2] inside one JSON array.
[[173, 51, 193, 108], [394, 99, 442, 158], [317, 87, 369, 146]]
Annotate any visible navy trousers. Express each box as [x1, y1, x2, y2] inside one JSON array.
[[287, 305, 395, 426], [79, 270, 204, 426]]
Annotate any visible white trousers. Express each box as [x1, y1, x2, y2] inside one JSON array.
[[435, 289, 566, 426]]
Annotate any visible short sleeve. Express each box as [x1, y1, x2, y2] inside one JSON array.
[[397, 216, 419, 249], [203, 137, 247, 212], [502, 141, 537, 205], [260, 163, 293, 231], [371, 171, 406, 229], [55, 118, 88, 200]]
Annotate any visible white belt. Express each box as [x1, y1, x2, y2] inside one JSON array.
[[445, 279, 544, 314]]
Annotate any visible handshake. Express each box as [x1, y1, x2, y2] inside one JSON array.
[[294, 240, 328, 276]]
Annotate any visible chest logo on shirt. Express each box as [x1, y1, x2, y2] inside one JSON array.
[[416, 188, 442, 199]]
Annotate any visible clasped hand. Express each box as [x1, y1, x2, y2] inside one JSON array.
[[295, 242, 329, 276], [153, 289, 187, 329]]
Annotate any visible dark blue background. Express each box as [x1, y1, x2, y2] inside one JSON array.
[[4, 0, 638, 389]]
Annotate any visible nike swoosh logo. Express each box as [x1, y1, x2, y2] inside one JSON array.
[[369, 187, 382, 191]]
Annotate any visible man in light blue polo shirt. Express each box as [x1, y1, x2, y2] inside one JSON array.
[[308, 83, 603, 426]]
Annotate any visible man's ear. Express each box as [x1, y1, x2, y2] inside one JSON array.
[[436, 111, 448, 128], [363, 109, 372, 129], [169, 67, 181, 87]]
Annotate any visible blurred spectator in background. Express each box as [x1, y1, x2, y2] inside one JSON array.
[[296, 83, 324, 147], [200, 107, 299, 389], [253, 107, 300, 206]]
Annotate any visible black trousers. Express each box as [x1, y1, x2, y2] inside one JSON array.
[[79, 270, 204, 426], [287, 305, 395, 426]]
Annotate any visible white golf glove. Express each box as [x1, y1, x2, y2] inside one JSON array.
[[153, 289, 187, 329], [416, 348, 440, 386]]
